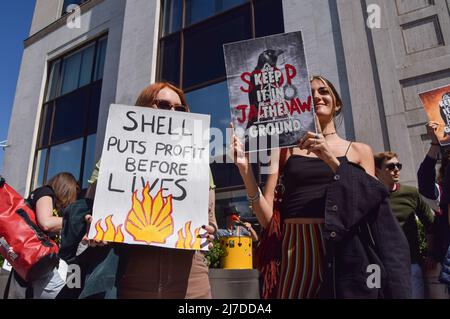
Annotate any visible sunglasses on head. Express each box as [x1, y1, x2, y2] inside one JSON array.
[[154, 99, 188, 112], [385, 162, 402, 171]]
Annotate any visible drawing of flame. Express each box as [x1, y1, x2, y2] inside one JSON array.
[[125, 183, 174, 245], [93, 215, 125, 243], [175, 221, 202, 249]]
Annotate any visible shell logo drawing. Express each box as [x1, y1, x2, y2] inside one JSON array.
[[93, 215, 125, 242], [175, 221, 202, 249], [124, 183, 174, 245]]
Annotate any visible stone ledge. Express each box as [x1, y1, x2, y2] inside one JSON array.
[[209, 269, 260, 299]]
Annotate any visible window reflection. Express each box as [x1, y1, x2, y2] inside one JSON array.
[[158, 0, 284, 197], [39, 103, 53, 148], [52, 88, 89, 144], [183, 5, 251, 88], [79, 45, 95, 88], [254, 0, 284, 37], [163, 0, 183, 36], [82, 134, 96, 189], [33, 36, 107, 193], [47, 138, 83, 182], [61, 52, 82, 95], [185, 81, 230, 137], [185, 0, 247, 26], [46, 61, 60, 101], [94, 38, 107, 81], [211, 160, 258, 189], [87, 81, 102, 134], [159, 34, 181, 86], [33, 149, 47, 189], [60, 44, 95, 96]]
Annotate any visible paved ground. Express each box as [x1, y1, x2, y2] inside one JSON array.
[[0, 269, 11, 298]]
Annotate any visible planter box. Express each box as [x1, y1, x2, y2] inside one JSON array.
[[209, 268, 260, 299]]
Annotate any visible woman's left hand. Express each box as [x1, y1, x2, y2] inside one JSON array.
[[201, 225, 216, 249], [81, 214, 108, 247], [298, 132, 340, 172], [298, 116, 340, 172]]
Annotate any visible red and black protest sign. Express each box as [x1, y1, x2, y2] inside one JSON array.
[[224, 31, 315, 152]]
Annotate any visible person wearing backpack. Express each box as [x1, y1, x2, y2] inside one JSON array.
[[9, 172, 80, 299]]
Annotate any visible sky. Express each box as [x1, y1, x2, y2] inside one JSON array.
[[0, 1, 36, 174]]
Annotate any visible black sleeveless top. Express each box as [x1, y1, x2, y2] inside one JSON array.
[[281, 143, 352, 219]]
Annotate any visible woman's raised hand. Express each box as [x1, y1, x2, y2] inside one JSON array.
[[426, 121, 440, 144], [229, 122, 250, 174], [298, 115, 340, 171]]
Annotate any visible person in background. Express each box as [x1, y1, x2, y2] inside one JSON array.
[[375, 151, 435, 299], [9, 172, 79, 299], [216, 206, 259, 242], [417, 121, 450, 298]]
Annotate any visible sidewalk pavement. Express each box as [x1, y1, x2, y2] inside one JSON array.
[[0, 269, 11, 298]]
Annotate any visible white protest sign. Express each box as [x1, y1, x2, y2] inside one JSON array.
[[2, 259, 12, 272], [89, 104, 210, 250]]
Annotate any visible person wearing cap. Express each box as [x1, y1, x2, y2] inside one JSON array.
[[216, 207, 258, 242]]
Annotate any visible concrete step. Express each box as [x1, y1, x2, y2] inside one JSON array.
[[0, 269, 11, 298]]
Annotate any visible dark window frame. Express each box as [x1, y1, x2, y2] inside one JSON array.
[[157, 0, 254, 92], [30, 35, 108, 193], [157, 0, 284, 195]]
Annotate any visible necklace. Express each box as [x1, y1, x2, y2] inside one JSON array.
[[323, 132, 336, 137]]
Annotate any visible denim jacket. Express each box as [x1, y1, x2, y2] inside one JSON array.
[[319, 161, 411, 299]]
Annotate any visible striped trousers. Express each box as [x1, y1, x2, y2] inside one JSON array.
[[278, 221, 326, 299]]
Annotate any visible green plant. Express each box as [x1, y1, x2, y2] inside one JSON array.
[[417, 218, 427, 260], [205, 240, 227, 268]]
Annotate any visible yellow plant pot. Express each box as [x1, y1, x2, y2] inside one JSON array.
[[220, 236, 253, 269]]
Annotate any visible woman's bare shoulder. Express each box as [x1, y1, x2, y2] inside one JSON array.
[[348, 141, 375, 175], [350, 141, 373, 156]]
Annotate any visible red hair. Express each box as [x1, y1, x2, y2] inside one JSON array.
[[135, 82, 189, 110]]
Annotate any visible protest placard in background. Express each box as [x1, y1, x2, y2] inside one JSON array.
[[88, 105, 210, 250], [224, 31, 315, 152], [419, 84, 450, 148]]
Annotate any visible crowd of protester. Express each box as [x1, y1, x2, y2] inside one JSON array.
[[3, 77, 450, 299]]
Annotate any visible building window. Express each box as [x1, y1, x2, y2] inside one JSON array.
[[158, 0, 284, 225], [31, 36, 107, 191]]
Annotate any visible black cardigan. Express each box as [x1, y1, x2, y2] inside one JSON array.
[[319, 161, 411, 299]]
